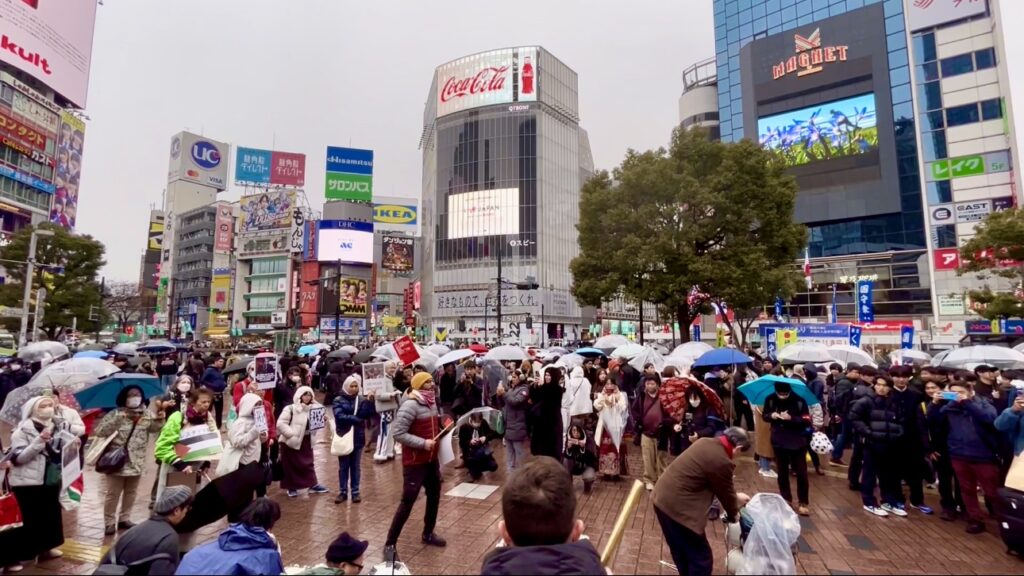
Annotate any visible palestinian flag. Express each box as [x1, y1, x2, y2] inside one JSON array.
[[174, 425, 223, 462]]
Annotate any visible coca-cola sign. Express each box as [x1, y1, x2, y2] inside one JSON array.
[[440, 66, 509, 103], [436, 47, 538, 118]]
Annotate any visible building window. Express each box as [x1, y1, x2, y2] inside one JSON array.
[[921, 110, 944, 131], [917, 81, 942, 112], [926, 181, 953, 205], [931, 224, 957, 249], [914, 32, 937, 63], [945, 103, 980, 127], [974, 48, 996, 70], [939, 53, 974, 78], [920, 130, 947, 161], [980, 98, 1003, 121]]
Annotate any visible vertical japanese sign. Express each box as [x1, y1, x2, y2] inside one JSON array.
[[856, 280, 874, 323], [900, 325, 914, 350], [214, 204, 234, 253], [289, 207, 305, 254], [764, 327, 777, 358], [849, 325, 862, 347], [50, 111, 86, 231], [325, 147, 374, 202], [774, 296, 784, 320]]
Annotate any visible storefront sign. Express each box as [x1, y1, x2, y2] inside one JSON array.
[[0, 163, 53, 193], [856, 280, 874, 323], [933, 248, 961, 271], [928, 150, 1011, 181], [289, 207, 305, 254], [992, 196, 1015, 212], [435, 47, 538, 118], [214, 204, 233, 253], [237, 233, 288, 258], [434, 289, 540, 317], [772, 28, 849, 80], [967, 319, 1024, 335], [937, 295, 966, 316], [0, 107, 46, 151], [955, 200, 991, 223], [930, 204, 954, 225]]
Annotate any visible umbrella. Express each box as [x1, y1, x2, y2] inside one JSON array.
[[546, 346, 570, 356], [554, 353, 585, 371], [663, 354, 694, 375], [574, 347, 606, 357], [692, 348, 753, 368], [777, 342, 835, 365], [456, 360, 509, 392], [328, 349, 354, 361], [176, 462, 268, 534], [352, 349, 375, 364], [938, 345, 1024, 370], [341, 345, 360, 355], [77, 343, 107, 352], [483, 345, 529, 362], [890, 348, 932, 366], [672, 341, 714, 360], [658, 377, 725, 421], [73, 350, 108, 359], [469, 343, 488, 354], [628, 346, 665, 373], [454, 406, 505, 436], [826, 344, 877, 368], [17, 341, 70, 363], [610, 343, 645, 360], [372, 344, 397, 361], [297, 344, 319, 356], [1016, 342, 1024, 354], [738, 375, 821, 407], [427, 344, 451, 357], [1, 357, 120, 425], [649, 344, 670, 355], [223, 356, 254, 376], [593, 334, 630, 350], [931, 349, 950, 367], [112, 343, 139, 355], [438, 349, 476, 366], [136, 342, 176, 355], [74, 374, 165, 410], [413, 350, 440, 373]]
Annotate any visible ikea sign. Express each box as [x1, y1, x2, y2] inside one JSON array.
[[372, 201, 418, 233]]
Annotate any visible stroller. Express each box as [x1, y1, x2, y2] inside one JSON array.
[[724, 493, 801, 575]]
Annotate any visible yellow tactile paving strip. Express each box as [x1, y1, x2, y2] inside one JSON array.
[[58, 539, 108, 564]]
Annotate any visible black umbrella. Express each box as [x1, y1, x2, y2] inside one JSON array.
[[352, 349, 376, 364], [175, 462, 267, 533], [223, 356, 254, 376], [327, 348, 354, 361]]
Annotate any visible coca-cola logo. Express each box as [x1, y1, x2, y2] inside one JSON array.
[[439, 66, 509, 103]]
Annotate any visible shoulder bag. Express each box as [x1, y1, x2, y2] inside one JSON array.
[[330, 397, 358, 457], [0, 470, 23, 533], [96, 419, 138, 475]]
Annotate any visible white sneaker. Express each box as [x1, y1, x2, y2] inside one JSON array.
[[645, 482, 654, 491], [881, 503, 908, 517], [759, 469, 779, 479], [864, 505, 889, 517]]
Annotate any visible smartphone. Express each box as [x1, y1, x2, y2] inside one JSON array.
[[941, 391, 958, 401]]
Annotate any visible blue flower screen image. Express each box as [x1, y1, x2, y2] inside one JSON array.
[[758, 93, 878, 167]]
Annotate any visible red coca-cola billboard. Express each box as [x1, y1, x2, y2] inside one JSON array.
[[436, 47, 538, 118]]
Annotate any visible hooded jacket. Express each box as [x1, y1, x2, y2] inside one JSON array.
[[500, 381, 531, 443], [392, 390, 440, 466], [276, 386, 326, 450], [995, 405, 1024, 457], [227, 393, 265, 467], [332, 387, 376, 448], [562, 367, 594, 420], [480, 540, 606, 575], [8, 396, 57, 487], [175, 523, 284, 576]]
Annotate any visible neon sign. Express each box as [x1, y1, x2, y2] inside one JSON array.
[[772, 29, 849, 80]]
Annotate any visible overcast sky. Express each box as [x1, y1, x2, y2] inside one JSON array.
[[76, 0, 1024, 281]]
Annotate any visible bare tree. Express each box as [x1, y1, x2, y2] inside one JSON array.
[[104, 281, 143, 330]]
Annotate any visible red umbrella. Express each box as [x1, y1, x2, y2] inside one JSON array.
[[469, 343, 488, 355], [658, 377, 724, 421]]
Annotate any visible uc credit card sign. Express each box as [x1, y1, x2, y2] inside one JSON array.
[[326, 147, 373, 202]]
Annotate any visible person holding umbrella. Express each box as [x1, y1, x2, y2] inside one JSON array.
[[762, 380, 812, 516]]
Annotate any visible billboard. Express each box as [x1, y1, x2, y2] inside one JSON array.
[[435, 47, 538, 118], [210, 269, 231, 312], [316, 220, 374, 264], [381, 235, 414, 272], [235, 146, 306, 187], [372, 197, 418, 234], [167, 132, 229, 190], [238, 233, 289, 258], [49, 110, 85, 230], [325, 146, 373, 202], [758, 93, 878, 167], [447, 188, 519, 239], [907, 0, 988, 32], [289, 206, 305, 254], [239, 189, 295, 233], [147, 217, 164, 251], [214, 204, 234, 253], [339, 277, 369, 317], [0, 0, 98, 108]]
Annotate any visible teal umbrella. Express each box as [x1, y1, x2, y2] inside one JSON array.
[[737, 375, 820, 407]]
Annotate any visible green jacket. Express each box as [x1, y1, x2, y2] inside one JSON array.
[[154, 411, 184, 467]]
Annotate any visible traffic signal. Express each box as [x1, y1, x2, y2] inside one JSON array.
[[525, 315, 533, 330]]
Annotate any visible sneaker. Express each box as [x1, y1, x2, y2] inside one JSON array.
[[104, 525, 116, 536], [310, 484, 329, 494], [352, 494, 361, 503], [815, 468, 826, 476], [287, 490, 299, 498], [373, 455, 388, 463], [645, 482, 654, 491], [422, 533, 447, 547], [863, 505, 889, 517], [940, 509, 958, 522], [797, 505, 810, 516], [5, 563, 24, 573], [37, 550, 62, 561], [759, 469, 779, 479], [334, 494, 347, 504], [881, 503, 908, 517], [382, 545, 400, 564], [965, 521, 985, 534], [909, 503, 934, 515], [830, 458, 847, 467]]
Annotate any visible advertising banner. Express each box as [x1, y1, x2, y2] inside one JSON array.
[[235, 147, 271, 184], [271, 151, 305, 187], [856, 280, 874, 322], [907, 0, 988, 32], [147, 218, 164, 251], [303, 219, 318, 261], [381, 235, 414, 272], [49, 110, 85, 230], [325, 146, 373, 202], [763, 327, 777, 358], [318, 317, 368, 333], [339, 277, 369, 317], [316, 220, 374, 264], [900, 325, 915, 350], [933, 248, 960, 271], [849, 325, 862, 347], [435, 47, 538, 118], [289, 206, 305, 254], [210, 269, 231, 312], [434, 289, 540, 317], [238, 233, 289, 258], [0, 107, 48, 152], [372, 198, 418, 234], [214, 204, 234, 253], [447, 188, 520, 239], [0, 0, 98, 108], [937, 294, 966, 316], [167, 132, 229, 190], [955, 200, 991, 223], [240, 189, 295, 233], [11, 90, 59, 135]]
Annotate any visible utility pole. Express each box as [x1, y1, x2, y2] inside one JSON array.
[[496, 245, 502, 343], [334, 259, 342, 343], [19, 229, 53, 347], [541, 303, 545, 348]]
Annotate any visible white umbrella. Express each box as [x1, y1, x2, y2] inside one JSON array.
[[663, 354, 693, 375], [938, 346, 1024, 370], [671, 341, 714, 361], [426, 344, 451, 357], [413, 350, 440, 372], [340, 345, 359, 355], [17, 340, 71, 363], [777, 342, 835, 365], [649, 344, 670, 355], [484, 345, 529, 362], [438, 349, 476, 366], [112, 342, 138, 355], [827, 344, 877, 368], [611, 343, 645, 359], [554, 353, 585, 371], [2, 358, 121, 425], [890, 349, 932, 366], [931, 349, 950, 367], [1015, 342, 1024, 354], [593, 334, 630, 350], [628, 346, 666, 373]]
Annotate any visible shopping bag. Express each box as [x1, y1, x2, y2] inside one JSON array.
[[1007, 453, 1024, 492], [85, 432, 119, 467], [0, 472, 23, 532]]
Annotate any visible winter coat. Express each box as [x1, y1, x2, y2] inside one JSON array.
[[762, 393, 812, 451], [670, 401, 720, 456], [175, 523, 284, 576], [226, 394, 265, 467], [631, 392, 674, 452], [500, 383, 530, 442], [752, 406, 775, 460], [929, 398, 1001, 463], [529, 379, 565, 459], [453, 376, 490, 417], [392, 390, 440, 465], [481, 540, 607, 576], [850, 394, 905, 447], [8, 417, 56, 487], [55, 404, 86, 438], [332, 392, 375, 448], [274, 377, 298, 416], [322, 361, 350, 408], [459, 420, 499, 461], [995, 406, 1024, 457], [832, 376, 858, 419], [562, 367, 593, 422], [200, 367, 227, 394], [92, 407, 164, 477], [890, 386, 930, 452], [593, 391, 628, 447], [276, 386, 326, 450], [101, 516, 181, 575], [438, 368, 458, 407], [652, 437, 740, 535]]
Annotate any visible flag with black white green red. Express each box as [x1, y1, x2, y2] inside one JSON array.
[[174, 424, 223, 462]]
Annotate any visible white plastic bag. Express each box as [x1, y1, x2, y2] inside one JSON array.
[[809, 431, 833, 455], [737, 493, 801, 575]]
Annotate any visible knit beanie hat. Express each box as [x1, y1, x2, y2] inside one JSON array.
[[154, 485, 192, 514], [411, 372, 433, 390]]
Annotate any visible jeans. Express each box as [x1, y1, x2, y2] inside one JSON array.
[[774, 446, 809, 505], [951, 459, 1002, 522], [337, 450, 363, 497], [506, 440, 527, 473], [861, 445, 900, 507], [103, 475, 140, 527], [831, 420, 850, 460], [654, 506, 713, 576], [386, 462, 442, 546], [759, 457, 771, 473]]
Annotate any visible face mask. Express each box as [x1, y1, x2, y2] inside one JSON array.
[[778, 393, 790, 400], [36, 406, 55, 420], [177, 383, 191, 393], [290, 376, 301, 383], [689, 398, 700, 408], [9, 364, 20, 372], [126, 397, 142, 409]]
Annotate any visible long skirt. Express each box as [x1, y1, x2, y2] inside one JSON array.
[[280, 434, 318, 491], [598, 436, 629, 477], [11, 485, 63, 561]]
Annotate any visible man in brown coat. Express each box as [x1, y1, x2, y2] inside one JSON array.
[[652, 426, 751, 576]]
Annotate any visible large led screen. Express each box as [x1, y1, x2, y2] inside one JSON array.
[[447, 188, 520, 239], [316, 220, 374, 264], [758, 93, 878, 167]]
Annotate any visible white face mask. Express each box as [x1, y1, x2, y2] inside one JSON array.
[[177, 383, 191, 393], [689, 398, 701, 408], [126, 396, 142, 409], [36, 406, 55, 420], [290, 376, 301, 383]]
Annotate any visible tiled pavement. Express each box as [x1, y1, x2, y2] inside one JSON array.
[[17, 438, 1024, 575]]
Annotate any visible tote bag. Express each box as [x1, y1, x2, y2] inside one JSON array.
[[330, 398, 358, 457], [0, 471, 22, 533]]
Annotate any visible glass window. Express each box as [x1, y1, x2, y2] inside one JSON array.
[[889, 65, 909, 86], [981, 98, 1003, 121], [926, 180, 953, 205], [946, 103, 980, 127], [920, 130, 947, 161], [920, 110, 944, 131], [915, 62, 939, 83], [931, 224, 957, 249], [917, 81, 942, 112], [939, 53, 974, 77], [974, 48, 996, 70], [914, 32, 937, 63]]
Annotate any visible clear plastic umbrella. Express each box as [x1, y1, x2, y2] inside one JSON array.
[[890, 349, 932, 366], [777, 342, 835, 365], [483, 345, 529, 362], [1, 357, 120, 425], [112, 342, 139, 355], [427, 344, 451, 357], [671, 341, 714, 361], [340, 345, 360, 355], [610, 343, 645, 359], [438, 349, 476, 366], [629, 346, 666, 372], [413, 350, 440, 373], [16, 341, 70, 363], [456, 359, 509, 390], [553, 353, 585, 371], [827, 344, 877, 368], [593, 334, 630, 350], [938, 345, 1024, 370]]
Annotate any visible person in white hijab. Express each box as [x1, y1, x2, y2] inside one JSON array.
[[561, 366, 593, 448]]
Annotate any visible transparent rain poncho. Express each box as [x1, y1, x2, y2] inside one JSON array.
[[737, 493, 801, 575]]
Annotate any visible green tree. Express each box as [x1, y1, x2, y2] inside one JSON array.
[[958, 208, 1024, 320], [0, 223, 106, 338], [571, 127, 806, 343]]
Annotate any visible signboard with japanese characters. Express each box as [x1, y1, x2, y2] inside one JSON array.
[[937, 294, 966, 316], [235, 146, 306, 187], [928, 150, 1010, 182], [955, 200, 991, 223], [933, 248, 961, 271], [434, 289, 541, 317], [289, 207, 305, 254], [856, 280, 874, 323]]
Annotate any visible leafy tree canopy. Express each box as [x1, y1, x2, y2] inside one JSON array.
[[959, 208, 1024, 320]]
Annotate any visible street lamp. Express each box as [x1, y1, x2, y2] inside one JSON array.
[[19, 228, 54, 347]]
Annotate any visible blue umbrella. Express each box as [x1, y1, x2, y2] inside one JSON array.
[[738, 375, 820, 407], [74, 350, 108, 359], [574, 347, 606, 357], [73, 374, 165, 410], [297, 344, 318, 356], [692, 348, 753, 368]]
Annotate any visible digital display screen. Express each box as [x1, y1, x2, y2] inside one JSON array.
[[758, 93, 878, 167], [446, 188, 520, 239]]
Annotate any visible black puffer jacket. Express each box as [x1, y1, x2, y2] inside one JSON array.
[[850, 393, 905, 446], [481, 540, 606, 575]]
